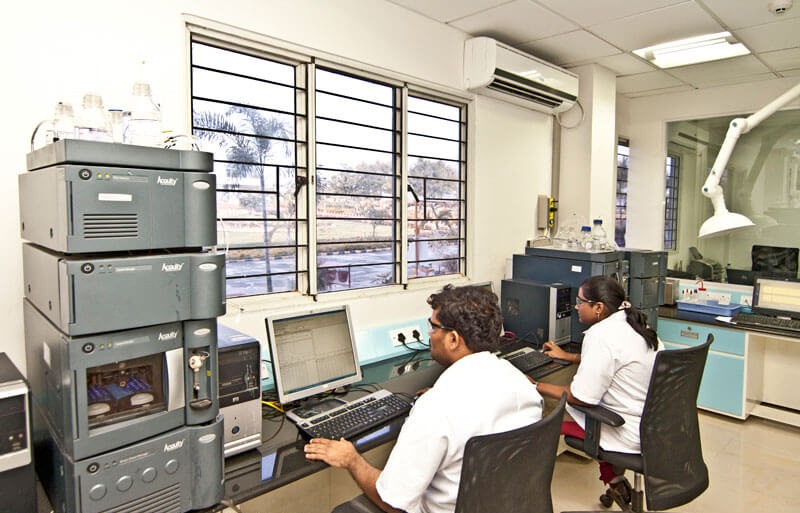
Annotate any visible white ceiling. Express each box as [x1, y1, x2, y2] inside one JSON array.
[[387, 0, 800, 97]]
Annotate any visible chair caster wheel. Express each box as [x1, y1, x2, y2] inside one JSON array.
[[599, 492, 614, 508]]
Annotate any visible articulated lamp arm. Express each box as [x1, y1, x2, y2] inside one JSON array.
[[699, 82, 800, 238]]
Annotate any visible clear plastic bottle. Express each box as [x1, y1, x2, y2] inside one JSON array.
[[125, 81, 162, 147], [580, 226, 595, 251], [591, 219, 609, 250], [76, 93, 113, 142], [52, 102, 75, 142], [108, 109, 125, 143]]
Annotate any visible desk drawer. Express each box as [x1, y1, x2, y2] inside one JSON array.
[[658, 318, 745, 356]]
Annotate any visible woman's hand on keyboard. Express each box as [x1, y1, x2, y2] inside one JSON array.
[[304, 437, 359, 469], [542, 341, 572, 362]]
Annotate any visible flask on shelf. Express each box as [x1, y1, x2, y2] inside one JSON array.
[[125, 79, 162, 147], [75, 93, 113, 142], [591, 218, 609, 250], [580, 226, 595, 251], [52, 102, 76, 142]]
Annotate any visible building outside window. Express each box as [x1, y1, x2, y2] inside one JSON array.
[[190, 38, 467, 297]]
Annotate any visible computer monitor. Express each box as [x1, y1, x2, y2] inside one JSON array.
[[752, 277, 800, 320], [265, 305, 362, 404], [751, 245, 798, 277]]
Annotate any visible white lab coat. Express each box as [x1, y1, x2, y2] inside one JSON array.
[[567, 310, 662, 454], [376, 351, 543, 513]]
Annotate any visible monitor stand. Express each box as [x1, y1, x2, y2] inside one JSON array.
[[288, 396, 347, 420]]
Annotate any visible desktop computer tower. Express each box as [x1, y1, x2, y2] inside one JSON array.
[[217, 324, 262, 457], [513, 247, 622, 342], [0, 353, 35, 513], [500, 279, 571, 345]]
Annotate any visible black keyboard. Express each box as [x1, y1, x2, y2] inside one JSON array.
[[295, 390, 412, 440], [503, 349, 553, 373], [732, 313, 800, 331]]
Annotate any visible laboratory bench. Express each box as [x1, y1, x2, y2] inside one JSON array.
[[37, 350, 577, 513], [658, 305, 800, 427]]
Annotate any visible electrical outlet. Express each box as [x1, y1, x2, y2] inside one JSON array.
[[389, 360, 421, 378], [739, 295, 752, 306], [706, 292, 731, 304], [390, 325, 424, 347], [261, 360, 270, 379]]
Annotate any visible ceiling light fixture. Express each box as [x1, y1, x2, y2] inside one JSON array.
[[633, 32, 750, 69]]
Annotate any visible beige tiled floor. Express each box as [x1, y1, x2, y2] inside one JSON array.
[[552, 411, 800, 513]]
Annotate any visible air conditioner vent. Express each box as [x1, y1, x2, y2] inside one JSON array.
[[465, 37, 579, 114]]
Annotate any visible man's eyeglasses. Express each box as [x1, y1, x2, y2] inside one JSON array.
[[427, 318, 455, 332], [575, 296, 596, 307]]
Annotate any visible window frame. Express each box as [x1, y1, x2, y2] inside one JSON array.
[[664, 154, 680, 251], [187, 25, 470, 301], [615, 137, 629, 248]]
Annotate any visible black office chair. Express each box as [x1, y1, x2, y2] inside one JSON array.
[[454, 394, 567, 513], [563, 335, 712, 513]]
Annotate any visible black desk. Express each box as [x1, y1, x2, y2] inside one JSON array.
[[36, 351, 577, 513]]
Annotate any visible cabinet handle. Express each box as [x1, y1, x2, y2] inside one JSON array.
[[680, 330, 699, 340]]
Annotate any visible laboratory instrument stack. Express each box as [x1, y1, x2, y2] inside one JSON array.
[[511, 246, 622, 344], [622, 249, 667, 331], [19, 140, 226, 513]]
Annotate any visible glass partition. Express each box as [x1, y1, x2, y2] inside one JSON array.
[[665, 109, 800, 282]]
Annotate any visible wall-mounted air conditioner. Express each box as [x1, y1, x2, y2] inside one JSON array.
[[464, 37, 579, 114]]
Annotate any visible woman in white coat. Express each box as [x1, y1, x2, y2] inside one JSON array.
[[532, 275, 662, 505]]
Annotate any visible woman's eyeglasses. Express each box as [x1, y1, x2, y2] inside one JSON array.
[[427, 318, 455, 332], [575, 296, 596, 307]]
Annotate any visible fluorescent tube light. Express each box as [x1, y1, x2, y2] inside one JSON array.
[[634, 32, 750, 69]]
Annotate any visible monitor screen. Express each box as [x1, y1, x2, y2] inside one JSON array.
[[265, 305, 361, 404], [752, 277, 800, 319]]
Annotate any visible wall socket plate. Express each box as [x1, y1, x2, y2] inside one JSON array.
[[261, 360, 270, 380], [390, 360, 422, 378], [706, 292, 732, 304], [390, 325, 424, 347]]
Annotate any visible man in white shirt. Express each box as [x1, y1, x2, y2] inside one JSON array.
[[304, 284, 543, 513]]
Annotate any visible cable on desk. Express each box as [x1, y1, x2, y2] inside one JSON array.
[[262, 412, 286, 444]]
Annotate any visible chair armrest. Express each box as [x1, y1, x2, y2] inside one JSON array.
[[569, 405, 625, 459], [570, 404, 625, 427]]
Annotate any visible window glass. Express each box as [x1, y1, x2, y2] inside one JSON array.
[[408, 95, 466, 279], [191, 41, 304, 297]]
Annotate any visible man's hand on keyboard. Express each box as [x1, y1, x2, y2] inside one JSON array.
[[305, 437, 359, 470]]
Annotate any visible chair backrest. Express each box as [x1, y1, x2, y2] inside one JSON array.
[[640, 335, 712, 511], [454, 394, 566, 513]]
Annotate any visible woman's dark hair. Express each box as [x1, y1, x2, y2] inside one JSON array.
[[580, 275, 659, 351], [427, 284, 502, 353]]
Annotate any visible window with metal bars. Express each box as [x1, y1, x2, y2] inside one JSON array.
[[664, 155, 680, 250], [190, 40, 307, 298], [190, 37, 468, 297], [615, 138, 629, 248], [407, 96, 466, 279], [314, 68, 401, 292]]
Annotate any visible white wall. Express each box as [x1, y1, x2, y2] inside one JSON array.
[[559, 64, 617, 231], [625, 77, 800, 253], [0, 0, 554, 373]]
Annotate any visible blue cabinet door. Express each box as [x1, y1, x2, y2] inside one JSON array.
[[662, 342, 745, 417]]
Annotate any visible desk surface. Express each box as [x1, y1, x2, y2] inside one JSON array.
[[659, 305, 800, 338], [36, 350, 577, 513]]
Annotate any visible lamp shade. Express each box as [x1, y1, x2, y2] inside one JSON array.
[[698, 211, 755, 238]]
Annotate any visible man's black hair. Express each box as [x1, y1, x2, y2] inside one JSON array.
[[427, 284, 502, 353]]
